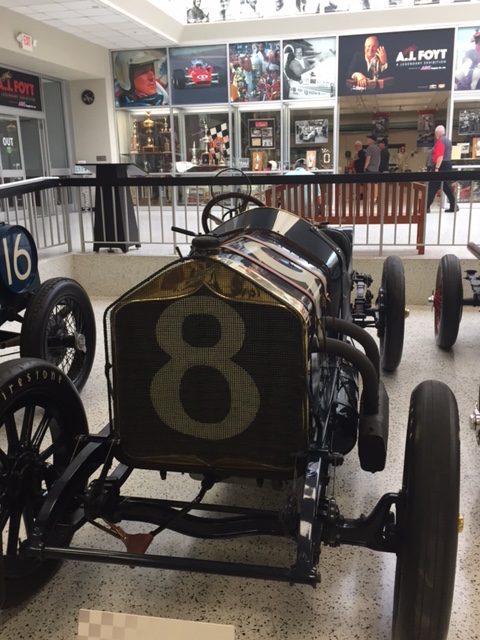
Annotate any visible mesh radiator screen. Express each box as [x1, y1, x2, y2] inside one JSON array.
[[111, 288, 308, 472]]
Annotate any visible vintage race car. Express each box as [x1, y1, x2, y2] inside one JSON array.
[[172, 59, 225, 90], [0, 222, 95, 391], [0, 195, 460, 640]]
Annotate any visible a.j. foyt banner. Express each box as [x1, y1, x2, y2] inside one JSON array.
[[338, 29, 455, 96], [0, 68, 41, 111]]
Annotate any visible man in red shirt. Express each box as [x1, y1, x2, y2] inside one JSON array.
[[426, 125, 458, 213]]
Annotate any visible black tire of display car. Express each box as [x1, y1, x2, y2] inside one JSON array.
[[379, 255, 405, 372], [0, 358, 89, 608], [392, 379, 460, 640], [202, 192, 264, 233], [434, 254, 463, 349], [20, 278, 96, 393], [173, 69, 185, 90]]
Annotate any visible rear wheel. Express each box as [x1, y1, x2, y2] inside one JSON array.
[[0, 358, 89, 607], [378, 255, 405, 372], [392, 380, 460, 640], [433, 254, 463, 349], [20, 278, 96, 393]]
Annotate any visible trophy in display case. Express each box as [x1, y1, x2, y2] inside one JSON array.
[[159, 117, 170, 133], [200, 121, 211, 165], [130, 119, 140, 153], [218, 140, 227, 166], [142, 112, 158, 152], [190, 141, 199, 165]]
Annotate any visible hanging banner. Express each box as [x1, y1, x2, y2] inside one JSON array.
[[338, 28, 455, 96], [0, 67, 41, 111], [372, 112, 389, 137], [417, 110, 436, 147]]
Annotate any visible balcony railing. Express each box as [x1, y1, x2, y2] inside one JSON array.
[[0, 170, 479, 257]]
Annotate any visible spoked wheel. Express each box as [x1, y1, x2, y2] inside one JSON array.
[[202, 192, 264, 233], [433, 254, 463, 349], [377, 255, 405, 372], [392, 380, 460, 640], [0, 358, 89, 608], [20, 278, 96, 393]]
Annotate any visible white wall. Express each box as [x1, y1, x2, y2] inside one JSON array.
[[0, 8, 116, 165], [69, 80, 118, 164]]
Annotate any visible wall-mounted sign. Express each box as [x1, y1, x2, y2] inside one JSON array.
[[338, 28, 455, 96], [249, 118, 275, 149], [16, 33, 35, 52], [0, 67, 41, 110]]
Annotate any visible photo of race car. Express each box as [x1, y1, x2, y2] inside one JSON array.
[[172, 59, 226, 89]]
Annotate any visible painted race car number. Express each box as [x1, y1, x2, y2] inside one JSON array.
[[150, 296, 260, 440], [0, 227, 37, 293]]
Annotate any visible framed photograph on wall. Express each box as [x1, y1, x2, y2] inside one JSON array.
[[112, 49, 169, 108], [472, 138, 480, 159], [294, 119, 328, 144], [306, 150, 317, 169], [169, 44, 228, 106], [283, 37, 336, 99], [458, 109, 480, 136], [248, 118, 276, 148], [251, 151, 264, 171]]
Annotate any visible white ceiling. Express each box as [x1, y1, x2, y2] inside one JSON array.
[[0, 0, 471, 115], [0, 0, 176, 49]]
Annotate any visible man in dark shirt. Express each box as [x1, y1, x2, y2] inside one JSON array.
[[353, 140, 365, 173], [347, 35, 389, 89], [378, 138, 390, 172], [426, 125, 458, 213]]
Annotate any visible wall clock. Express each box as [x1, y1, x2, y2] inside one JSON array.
[[81, 90, 95, 105]]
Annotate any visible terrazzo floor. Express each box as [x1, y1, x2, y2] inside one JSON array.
[[1, 300, 480, 640]]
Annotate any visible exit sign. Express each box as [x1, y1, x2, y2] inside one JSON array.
[[17, 33, 34, 52]]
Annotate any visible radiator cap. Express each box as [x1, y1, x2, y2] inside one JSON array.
[[191, 234, 221, 250]]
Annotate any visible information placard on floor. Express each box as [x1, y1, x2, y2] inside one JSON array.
[[78, 608, 235, 639]]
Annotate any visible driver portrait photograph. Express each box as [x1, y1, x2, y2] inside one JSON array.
[[113, 50, 169, 107], [454, 27, 480, 91]]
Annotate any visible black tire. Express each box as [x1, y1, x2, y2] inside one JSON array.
[[392, 380, 460, 640], [0, 358, 89, 608], [173, 69, 185, 90], [20, 278, 96, 393], [433, 254, 463, 349], [210, 168, 252, 202], [378, 255, 405, 372], [202, 192, 264, 234]]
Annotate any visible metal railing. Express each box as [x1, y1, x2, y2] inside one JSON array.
[[1, 170, 479, 257]]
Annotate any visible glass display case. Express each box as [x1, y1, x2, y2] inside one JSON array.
[[118, 110, 179, 175], [286, 105, 334, 171], [183, 110, 230, 168], [237, 108, 281, 171]]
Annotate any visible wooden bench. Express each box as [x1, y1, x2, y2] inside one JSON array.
[[264, 180, 427, 255]]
